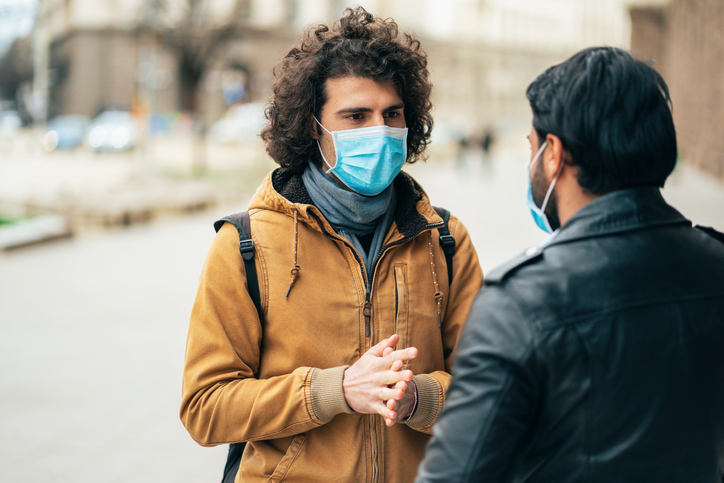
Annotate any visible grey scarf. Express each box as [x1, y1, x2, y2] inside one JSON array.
[[301, 162, 397, 277]]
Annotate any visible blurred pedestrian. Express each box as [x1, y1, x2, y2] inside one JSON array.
[[416, 46, 724, 482], [480, 128, 493, 155], [180, 7, 482, 482]]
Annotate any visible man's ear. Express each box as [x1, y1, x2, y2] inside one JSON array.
[[544, 133, 565, 179], [309, 115, 320, 140]]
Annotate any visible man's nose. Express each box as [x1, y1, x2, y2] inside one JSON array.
[[371, 112, 386, 126]]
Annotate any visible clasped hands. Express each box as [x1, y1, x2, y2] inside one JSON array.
[[342, 334, 418, 427]]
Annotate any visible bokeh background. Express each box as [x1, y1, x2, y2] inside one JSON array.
[[1, 1, 722, 482]]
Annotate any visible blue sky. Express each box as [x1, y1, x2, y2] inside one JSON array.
[[0, 0, 38, 54]]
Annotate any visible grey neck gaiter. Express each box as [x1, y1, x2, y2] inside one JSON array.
[[301, 161, 397, 276]]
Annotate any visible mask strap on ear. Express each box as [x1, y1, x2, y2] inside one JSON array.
[[313, 116, 334, 170], [313, 116, 332, 135], [541, 156, 564, 213], [530, 141, 548, 170]]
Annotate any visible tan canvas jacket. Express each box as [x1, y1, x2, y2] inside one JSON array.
[[181, 168, 483, 482]]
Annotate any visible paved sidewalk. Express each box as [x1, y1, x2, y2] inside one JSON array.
[[0, 205, 241, 483]]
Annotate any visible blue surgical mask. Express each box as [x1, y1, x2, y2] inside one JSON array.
[[315, 117, 408, 196], [526, 141, 562, 233]]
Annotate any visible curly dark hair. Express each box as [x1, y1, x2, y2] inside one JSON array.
[[260, 6, 434, 173]]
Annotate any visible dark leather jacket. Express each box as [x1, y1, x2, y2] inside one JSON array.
[[416, 187, 724, 482]]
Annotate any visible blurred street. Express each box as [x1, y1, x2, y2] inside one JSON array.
[[0, 0, 722, 481], [1, 139, 723, 482]]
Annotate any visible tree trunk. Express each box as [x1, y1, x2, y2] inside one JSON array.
[[178, 58, 207, 175]]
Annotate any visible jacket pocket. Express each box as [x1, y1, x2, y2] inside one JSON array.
[[267, 433, 308, 482], [394, 264, 409, 365]]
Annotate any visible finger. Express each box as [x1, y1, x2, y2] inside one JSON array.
[[385, 417, 396, 427], [379, 404, 397, 422], [390, 359, 403, 372], [388, 369, 414, 385], [393, 380, 407, 392], [385, 347, 418, 364], [386, 399, 396, 410], [368, 335, 400, 357], [382, 347, 393, 358], [379, 386, 404, 401], [381, 369, 413, 388], [383, 334, 400, 350]]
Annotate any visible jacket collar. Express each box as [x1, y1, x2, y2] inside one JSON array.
[[549, 186, 691, 247], [270, 167, 437, 239]]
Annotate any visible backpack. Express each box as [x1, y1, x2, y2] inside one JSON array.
[[213, 206, 456, 483]]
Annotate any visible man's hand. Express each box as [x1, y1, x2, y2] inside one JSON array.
[[343, 334, 418, 421], [383, 378, 417, 427]]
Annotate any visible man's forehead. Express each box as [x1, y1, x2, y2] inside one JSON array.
[[322, 77, 402, 110]]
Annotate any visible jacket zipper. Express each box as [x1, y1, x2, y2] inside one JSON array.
[[364, 283, 372, 337], [310, 211, 442, 483], [362, 220, 444, 339], [394, 270, 399, 345], [370, 415, 378, 483], [311, 212, 443, 340], [309, 211, 372, 338], [365, 221, 443, 483]]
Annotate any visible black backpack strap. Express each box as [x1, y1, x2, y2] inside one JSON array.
[[213, 212, 260, 483], [221, 442, 246, 483], [433, 206, 456, 286], [214, 212, 263, 324]]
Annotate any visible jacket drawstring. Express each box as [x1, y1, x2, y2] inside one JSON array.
[[286, 208, 301, 297], [427, 232, 444, 326]]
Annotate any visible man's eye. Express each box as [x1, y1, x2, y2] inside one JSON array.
[[347, 113, 363, 120], [385, 111, 401, 118]]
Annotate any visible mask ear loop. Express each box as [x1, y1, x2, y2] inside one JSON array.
[[313, 116, 335, 171], [540, 150, 564, 214], [313, 116, 332, 136], [529, 141, 547, 172]]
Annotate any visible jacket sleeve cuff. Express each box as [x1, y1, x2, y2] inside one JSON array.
[[404, 374, 441, 429], [310, 366, 354, 423]]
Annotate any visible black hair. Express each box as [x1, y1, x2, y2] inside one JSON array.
[[526, 47, 677, 194]]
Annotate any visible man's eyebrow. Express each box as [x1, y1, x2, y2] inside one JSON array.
[[335, 104, 405, 115], [384, 103, 405, 111], [335, 107, 372, 115]]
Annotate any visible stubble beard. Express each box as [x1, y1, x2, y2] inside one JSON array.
[[532, 156, 561, 231]]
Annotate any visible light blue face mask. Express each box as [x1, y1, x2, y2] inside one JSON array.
[[526, 140, 562, 233], [315, 117, 408, 196]]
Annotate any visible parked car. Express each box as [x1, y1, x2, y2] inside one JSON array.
[[209, 102, 266, 144], [86, 111, 137, 152], [42, 115, 91, 151]]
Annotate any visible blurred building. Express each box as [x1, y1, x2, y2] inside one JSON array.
[[33, 0, 631, 135], [33, 0, 300, 122], [378, 0, 632, 140], [629, 0, 724, 180]]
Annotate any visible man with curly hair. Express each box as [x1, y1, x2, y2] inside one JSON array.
[[180, 6, 483, 482]]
